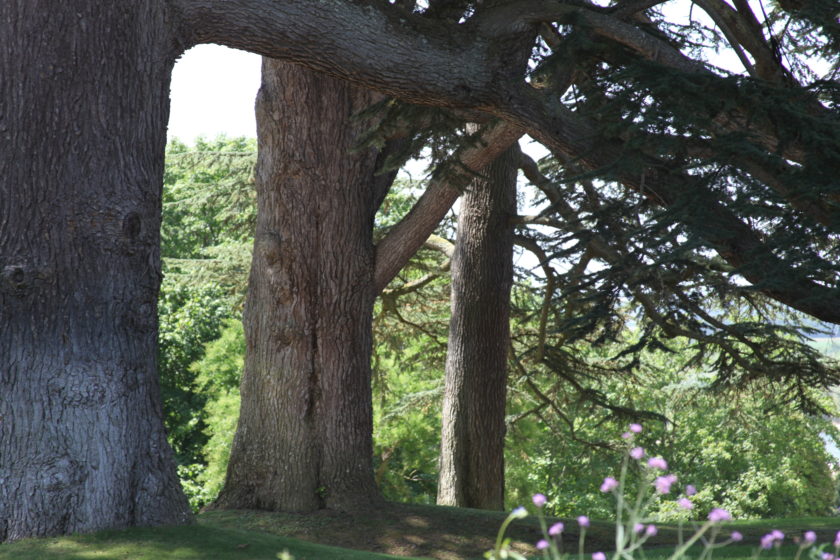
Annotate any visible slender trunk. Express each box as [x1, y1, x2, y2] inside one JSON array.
[[214, 60, 383, 512], [0, 1, 190, 541], [437, 145, 518, 510]]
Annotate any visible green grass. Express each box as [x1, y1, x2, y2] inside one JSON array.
[[0, 523, 426, 560], [2, 513, 838, 560]]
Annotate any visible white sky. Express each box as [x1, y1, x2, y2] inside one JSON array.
[[168, 45, 261, 142]]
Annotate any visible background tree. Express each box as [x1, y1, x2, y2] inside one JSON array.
[[211, 60, 389, 511], [438, 144, 519, 510]]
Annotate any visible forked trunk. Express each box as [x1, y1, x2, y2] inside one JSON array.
[[0, 1, 191, 541], [437, 145, 518, 510], [214, 60, 382, 512]]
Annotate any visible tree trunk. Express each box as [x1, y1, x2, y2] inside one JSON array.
[[437, 145, 518, 510], [214, 60, 383, 512], [0, 1, 191, 541]]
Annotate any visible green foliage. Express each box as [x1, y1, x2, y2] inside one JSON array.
[[163, 136, 256, 259], [648, 383, 840, 519], [372, 342, 444, 504], [162, 136, 256, 306], [191, 319, 245, 508], [158, 282, 231, 466], [494, 436, 837, 560], [504, 342, 840, 521], [158, 136, 255, 504], [372, 178, 453, 504], [194, 318, 245, 395]]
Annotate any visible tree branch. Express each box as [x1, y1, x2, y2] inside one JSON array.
[[502, 92, 840, 324], [175, 0, 504, 109], [693, 0, 786, 82], [373, 121, 524, 293]]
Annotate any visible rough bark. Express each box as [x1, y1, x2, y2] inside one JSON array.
[[213, 60, 382, 512], [437, 145, 518, 510], [0, 1, 191, 541]]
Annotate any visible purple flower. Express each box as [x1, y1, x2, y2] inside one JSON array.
[[823, 553, 835, 560], [532, 493, 547, 508], [634, 523, 645, 534], [630, 447, 645, 460], [511, 506, 528, 519], [592, 552, 606, 560], [600, 477, 619, 493], [630, 423, 643, 433], [677, 497, 693, 510], [578, 515, 590, 528], [761, 534, 775, 550], [761, 530, 784, 549], [804, 531, 817, 544], [834, 530, 840, 547], [622, 432, 633, 439], [731, 531, 743, 542], [685, 484, 697, 496], [654, 474, 677, 494], [549, 522, 564, 536], [647, 457, 668, 470], [707, 508, 732, 522], [645, 524, 658, 537], [536, 539, 549, 550]]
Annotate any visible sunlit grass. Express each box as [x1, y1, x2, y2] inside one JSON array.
[[0, 523, 423, 560]]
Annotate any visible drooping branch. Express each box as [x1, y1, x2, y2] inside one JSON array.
[[380, 236, 454, 298], [499, 93, 840, 324], [690, 0, 761, 78], [513, 236, 557, 360], [517, 152, 840, 393]]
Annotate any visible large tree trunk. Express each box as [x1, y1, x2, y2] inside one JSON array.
[[437, 145, 518, 510], [0, 1, 191, 541], [214, 60, 383, 512]]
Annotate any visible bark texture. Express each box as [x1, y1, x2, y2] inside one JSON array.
[[0, 1, 191, 541], [214, 60, 382, 512], [437, 145, 518, 510]]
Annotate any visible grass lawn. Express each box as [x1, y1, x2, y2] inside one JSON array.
[[1, 510, 837, 560], [0, 522, 425, 560]]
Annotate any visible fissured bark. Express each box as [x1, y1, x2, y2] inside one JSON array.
[[213, 60, 383, 512], [0, 1, 191, 541], [437, 145, 518, 510]]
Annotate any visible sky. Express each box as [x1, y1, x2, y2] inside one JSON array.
[[168, 45, 261, 142]]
